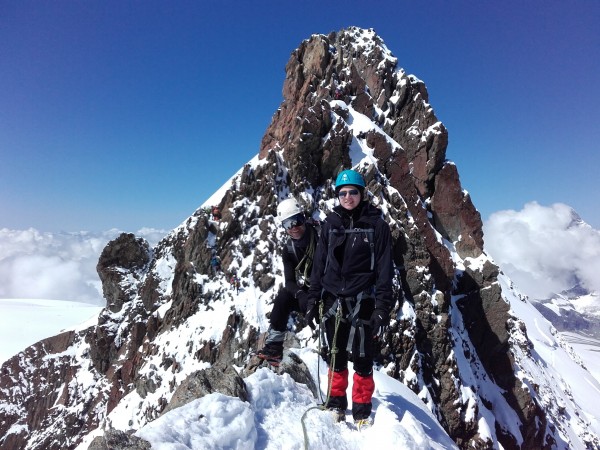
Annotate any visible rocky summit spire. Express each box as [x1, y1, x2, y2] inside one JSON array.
[[1, 27, 597, 450]]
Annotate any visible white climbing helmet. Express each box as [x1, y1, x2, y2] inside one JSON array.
[[276, 197, 303, 222]]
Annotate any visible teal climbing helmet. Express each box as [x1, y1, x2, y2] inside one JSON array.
[[335, 169, 365, 192]]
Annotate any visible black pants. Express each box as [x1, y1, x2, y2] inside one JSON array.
[[322, 294, 375, 376], [270, 287, 309, 332]]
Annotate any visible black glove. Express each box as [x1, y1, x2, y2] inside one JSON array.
[[304, 298, 318, 330], [370, 308, 389, 340]]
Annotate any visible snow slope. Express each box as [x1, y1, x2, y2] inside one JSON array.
[[0, 298, 102, 364]]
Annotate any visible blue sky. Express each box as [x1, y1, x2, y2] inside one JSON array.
[[1, 0, 599, 232]]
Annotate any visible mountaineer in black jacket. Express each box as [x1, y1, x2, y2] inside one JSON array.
[[306, 169, 394, 429], [256, 197, 317, 366]]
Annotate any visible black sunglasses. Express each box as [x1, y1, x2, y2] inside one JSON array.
[[282, 214, 305, 230], [338, 189, 360, 198]]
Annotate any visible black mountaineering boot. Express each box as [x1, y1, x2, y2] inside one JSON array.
[[256, 343, 283, 366]]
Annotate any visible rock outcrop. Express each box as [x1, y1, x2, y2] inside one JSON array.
[[87, 431, 151, 450], [1, 27, 596, 450]]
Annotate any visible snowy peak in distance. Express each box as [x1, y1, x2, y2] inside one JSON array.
[[533, 282, 600, 338], [558, 282, 592, 299]]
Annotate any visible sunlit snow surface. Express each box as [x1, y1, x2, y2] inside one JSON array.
[[0, 298, 102, 364], [134, 347, 457, 450]]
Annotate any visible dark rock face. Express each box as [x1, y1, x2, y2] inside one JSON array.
[[0, 26, 580, 450], [0, 329, 98, 450], [97, 233, 151, 313]]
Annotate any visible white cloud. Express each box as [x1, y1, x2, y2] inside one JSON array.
[[484, 202, 600, 299], [0, 228, 166, 305]]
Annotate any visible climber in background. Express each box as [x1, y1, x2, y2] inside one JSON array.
[[210, 251, 221, 277], [230, 273, 240, 294], [211, 206, 222, 221]]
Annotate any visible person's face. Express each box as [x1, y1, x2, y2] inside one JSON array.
[[337, 186, 362, 211], [286, 223, 306, 240], [282, 214, 306, 240]]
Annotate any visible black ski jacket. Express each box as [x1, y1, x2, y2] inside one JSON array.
[[308, 202, 394, 313], [282, 224, 317, 300]]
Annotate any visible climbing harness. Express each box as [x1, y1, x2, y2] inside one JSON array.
[[320, 288, 374, 358]]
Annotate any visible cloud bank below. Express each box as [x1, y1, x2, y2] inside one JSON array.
[[0, 228, 166, 305], [484, 202, 600, 299], [2, 202, 598, 306]]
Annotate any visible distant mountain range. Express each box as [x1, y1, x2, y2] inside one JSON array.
[[533, 283, 600, 338]]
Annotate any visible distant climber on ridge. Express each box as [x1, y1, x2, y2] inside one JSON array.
[[210, 251, 221, 277], [211, 206, 222, 221]]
